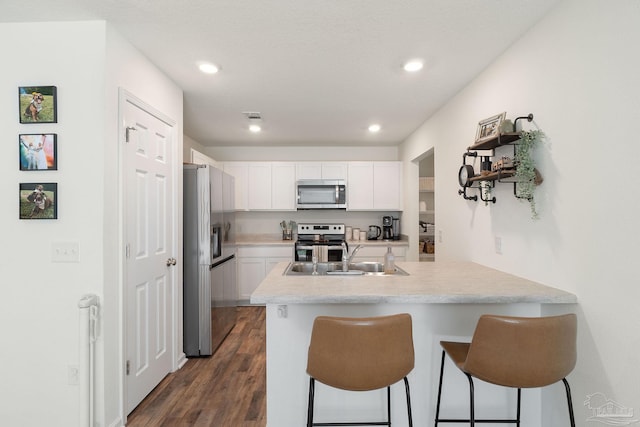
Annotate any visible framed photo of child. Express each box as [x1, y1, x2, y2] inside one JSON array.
[[19, 134, 57, 171], [19, 183, 58, 220], [18, 86, 57, 124]]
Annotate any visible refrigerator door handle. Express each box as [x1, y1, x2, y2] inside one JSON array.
[[211, 226, 222, 260]]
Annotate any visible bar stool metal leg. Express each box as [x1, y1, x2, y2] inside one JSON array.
[[563, 379, 576, 427]]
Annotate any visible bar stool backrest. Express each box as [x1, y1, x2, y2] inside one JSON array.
[[464, 313, 577, 388], [307, 313, 414, 391]]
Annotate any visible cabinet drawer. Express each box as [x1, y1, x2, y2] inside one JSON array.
[[237, 246, 293, 258]]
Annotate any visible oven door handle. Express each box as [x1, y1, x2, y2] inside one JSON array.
[[295, 245, 315, 250]]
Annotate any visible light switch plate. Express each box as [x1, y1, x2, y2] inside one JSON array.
[[52, 242, 79, 263]]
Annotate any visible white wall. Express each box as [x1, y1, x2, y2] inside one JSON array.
[[0, 21, 183, 427], [399, 0, 640, 424], [0, 21, 106, 427], [104, 24, 183, 427]]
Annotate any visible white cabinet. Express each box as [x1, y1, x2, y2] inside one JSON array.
[[225, 162, 295, 211], [247, 162, 272, 210], [247, 162, 296, 210], [271, 162, 296, 210], [296, 162, 348, 180], [237, 246, 293, 302], [347, 161, 402, 211], [223, 162, 249, 211]]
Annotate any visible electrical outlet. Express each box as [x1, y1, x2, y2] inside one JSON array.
[[494, 236, 502, 255], [438, 230, 443, 244], [68, 365, 79, 385]]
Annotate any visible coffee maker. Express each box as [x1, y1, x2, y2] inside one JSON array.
[[392, 217, 401, 240], [382, 216, 393, 240]]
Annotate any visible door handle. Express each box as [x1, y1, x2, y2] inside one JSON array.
[[166, 258, 177, 267]]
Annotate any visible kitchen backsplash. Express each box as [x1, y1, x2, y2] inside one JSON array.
[[235, 210, 399, 236]]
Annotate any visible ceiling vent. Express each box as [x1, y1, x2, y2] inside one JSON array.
[[242, 112, 262, 120]]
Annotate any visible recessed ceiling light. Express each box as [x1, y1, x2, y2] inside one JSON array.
[[249, 124, 262, 133], [403, 60, 423, 73], [368, 124, 381, 133], [198, 63, 220, 74]]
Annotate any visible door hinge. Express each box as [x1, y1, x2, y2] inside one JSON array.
[[125, 126, 137, 143], [126, 360, 130, 376], [125, 243, 130, 259]]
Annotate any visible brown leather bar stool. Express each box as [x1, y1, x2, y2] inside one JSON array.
[[306, 313, 414, 427], [434, 314, 577, 427]]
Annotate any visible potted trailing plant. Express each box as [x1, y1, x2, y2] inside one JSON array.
[[514, 129, 544, 218]]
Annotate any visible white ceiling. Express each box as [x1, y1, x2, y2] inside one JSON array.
[[2, 0, 560, 147]]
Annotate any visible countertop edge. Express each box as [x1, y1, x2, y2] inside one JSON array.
[[249, 260, 578, 305]]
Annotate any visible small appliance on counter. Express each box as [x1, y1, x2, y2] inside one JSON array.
[[367, 225, 381, 240], [295, 223, 346, 262], [392, 217, 401, 240], [382, 216, 393, 240]]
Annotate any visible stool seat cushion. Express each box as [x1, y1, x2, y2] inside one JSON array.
[[307, 314, 414, 391]]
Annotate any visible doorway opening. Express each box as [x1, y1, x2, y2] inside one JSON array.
[[418, 149, 435, 261]]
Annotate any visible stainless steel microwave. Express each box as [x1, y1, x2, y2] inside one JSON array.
[[296, 179, 346, 209]]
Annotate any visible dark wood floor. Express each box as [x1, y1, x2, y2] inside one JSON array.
[[126, 306, 266, 427]]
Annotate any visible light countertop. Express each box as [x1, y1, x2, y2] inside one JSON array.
[[235, 233, 409, 247], [250, 260, 577, 305]]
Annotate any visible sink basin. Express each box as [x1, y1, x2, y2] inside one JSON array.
[[283, 261, 408, 276]]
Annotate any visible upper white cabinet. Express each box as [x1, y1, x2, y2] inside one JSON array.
[[223, 162, 249, 211], [247, 162, 272, 210], [224, 160, 401, 211], [224, 162, 295, 211], [296, 162, 348, 180], [271, 162, 296, 210], [347, 161, 402, 211]]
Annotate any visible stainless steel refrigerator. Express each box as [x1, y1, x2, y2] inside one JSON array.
[[183, 164, 237, 357]]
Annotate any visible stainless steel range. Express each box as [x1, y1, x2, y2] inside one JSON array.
[[295, 223, 346, 262]]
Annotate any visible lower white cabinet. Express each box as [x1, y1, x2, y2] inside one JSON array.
[[237, 246, 293, 302]]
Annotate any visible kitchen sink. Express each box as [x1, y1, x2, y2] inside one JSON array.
[[283, 261, 408, 276]]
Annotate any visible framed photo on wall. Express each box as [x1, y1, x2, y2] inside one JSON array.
[[18, 86, 57, 124], [19, 183, 57, 220], [19, 133, 57, 170], [475, 112, 505, 144]]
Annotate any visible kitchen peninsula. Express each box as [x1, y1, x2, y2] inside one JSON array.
[[251, 261, 577, 427]]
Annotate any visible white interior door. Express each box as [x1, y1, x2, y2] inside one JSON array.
[[123, 96, 175, 414]]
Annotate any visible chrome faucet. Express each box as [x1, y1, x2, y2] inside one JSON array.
[[341, 242, 349, 272], [342, 243, 363, 271]]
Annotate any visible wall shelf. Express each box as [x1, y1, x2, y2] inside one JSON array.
[[457, 113, 538, 204]]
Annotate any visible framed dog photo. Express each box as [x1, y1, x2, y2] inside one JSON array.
[[19, 86, 57, 124], [475, 112, 506, 144], [19, 183, 57, 220], [19, 134, 57, 171]]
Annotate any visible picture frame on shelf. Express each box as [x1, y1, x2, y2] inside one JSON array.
[[19, 182, 57, 220], [474, 112, 505, 143], [18, 86, 57, 124], [19, 133, 57, 171]]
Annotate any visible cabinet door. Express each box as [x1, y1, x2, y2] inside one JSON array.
[[272, 162, 296, 210], [347, 162, 374, 210], [321, 162, 348, 180], [296, 162, 322, 180], [237, 258, 266, 301], [373, 161, 402, 210], [223, 162, 248, 211], [247, 162, 272, 210]]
